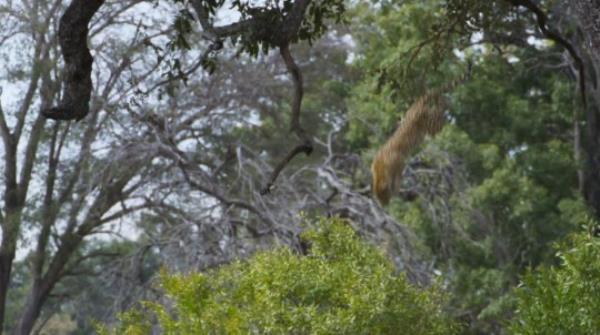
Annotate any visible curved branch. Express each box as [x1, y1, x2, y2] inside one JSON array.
[[260, 43, 313, 194], [506, 0, 587, 107], [42, 0, 105, 121]]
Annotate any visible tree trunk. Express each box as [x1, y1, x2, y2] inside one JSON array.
[[573, 0, 600, 218], [12, 278, 58, 334], [0, 249, 14, 334], [12, 231, 84, 335], [0, 207, 22, 334], [11, 283, 46, 335], [584, 103, 600, 218], [573, 1, 600, 57], [574, 108, 585, 193]]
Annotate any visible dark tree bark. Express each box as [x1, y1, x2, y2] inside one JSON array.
[[0, 160, 20, 333], [0, 110, 21, 334], [572, 0, 600, 218], [573, 1, 600, 58], [12, 234, 79, 335], [42, 0, 105, 121], [0, 215, 18, 334], [584, 104, 600, 219]]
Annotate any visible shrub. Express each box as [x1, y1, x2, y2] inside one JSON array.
[[99, 218, 458, 334], [510, 233, 600, 334]]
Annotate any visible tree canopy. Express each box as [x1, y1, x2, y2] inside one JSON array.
[[1, 0, 600, 334]]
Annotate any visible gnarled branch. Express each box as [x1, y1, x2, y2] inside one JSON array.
[[260, 43, 313, 195], [42, 0, 105, 121]]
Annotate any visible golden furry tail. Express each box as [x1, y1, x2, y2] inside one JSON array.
[[371, 90, 447, 205], [371, 65, 471, 205], [371, 61, 472, 205]]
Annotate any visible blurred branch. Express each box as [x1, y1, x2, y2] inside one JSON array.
[[0, 87, 11, 148], [506, 0, 587, 107], [261, 44, 313, 194]]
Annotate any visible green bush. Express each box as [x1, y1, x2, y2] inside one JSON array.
[[99, 218, 458, 334], [510, 233, 600, 334]]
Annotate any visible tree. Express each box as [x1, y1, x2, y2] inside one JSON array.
[[2, 0, 597, 333], [0, 2, 423, 333], [570, 1, 600, 219], [0, 1, 182, 332], [347, 1, 592, 332]]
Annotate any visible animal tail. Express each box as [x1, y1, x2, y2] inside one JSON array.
[[371, 64, 471, 205]]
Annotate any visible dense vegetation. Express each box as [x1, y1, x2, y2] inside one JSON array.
[[510, 234, 600, 334], [1, 0, 599, 334], [99, 219, 458, 334], [348, 2, 592, 332]]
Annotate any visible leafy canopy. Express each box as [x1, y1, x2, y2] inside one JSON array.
[[99, 218, 459, 335], [510, 232, 600, 334]]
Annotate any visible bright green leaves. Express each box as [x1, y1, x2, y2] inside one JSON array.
[[510, 233, 600, 334], [101, 218, 458, 334], [352, 0, 466, 100]]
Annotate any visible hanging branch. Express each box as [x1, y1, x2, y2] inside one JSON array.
[[506, 0, 587, 108], [261, 43, 313, 195], [190, 0, 315, 194], [42, 0, 106, 120]]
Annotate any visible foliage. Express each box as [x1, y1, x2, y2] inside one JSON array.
[[510, 233, 600, 334], [38, 314, 77, 335], [169, 0, 346, 56], [231, 0, 346, 54], [3, 0, 597, 333], [347, 1, 588, 333], [98, 218, 459, 335]]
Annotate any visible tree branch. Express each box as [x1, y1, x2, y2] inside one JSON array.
[[32, 124, 61, 281], [42, 0, 105, 120], [280, 0, 311, 41], [506, 0, 587, 107], [0, 87, 12, 150], [261, 43, 313, 194]]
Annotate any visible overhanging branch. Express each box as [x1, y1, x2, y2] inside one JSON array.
[[42, 0, 105, 121], [506, 0, 587, 107], [260, 43, 313, 195]]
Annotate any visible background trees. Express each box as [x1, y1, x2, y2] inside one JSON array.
[[348, 1, 593, 332], [0, 0, 598, 334]]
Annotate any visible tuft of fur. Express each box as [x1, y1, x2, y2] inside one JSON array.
[[371, 90, 446, 205], [371, 64, 472, 206]]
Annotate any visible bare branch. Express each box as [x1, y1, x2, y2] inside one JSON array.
[[32, 124, 61, 280], [13, 45, 43, 140], [189, 0, 214, 34], [0, 87, 12, 151], [18, 115, 45, 204], [261, 44, 313, 194]]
